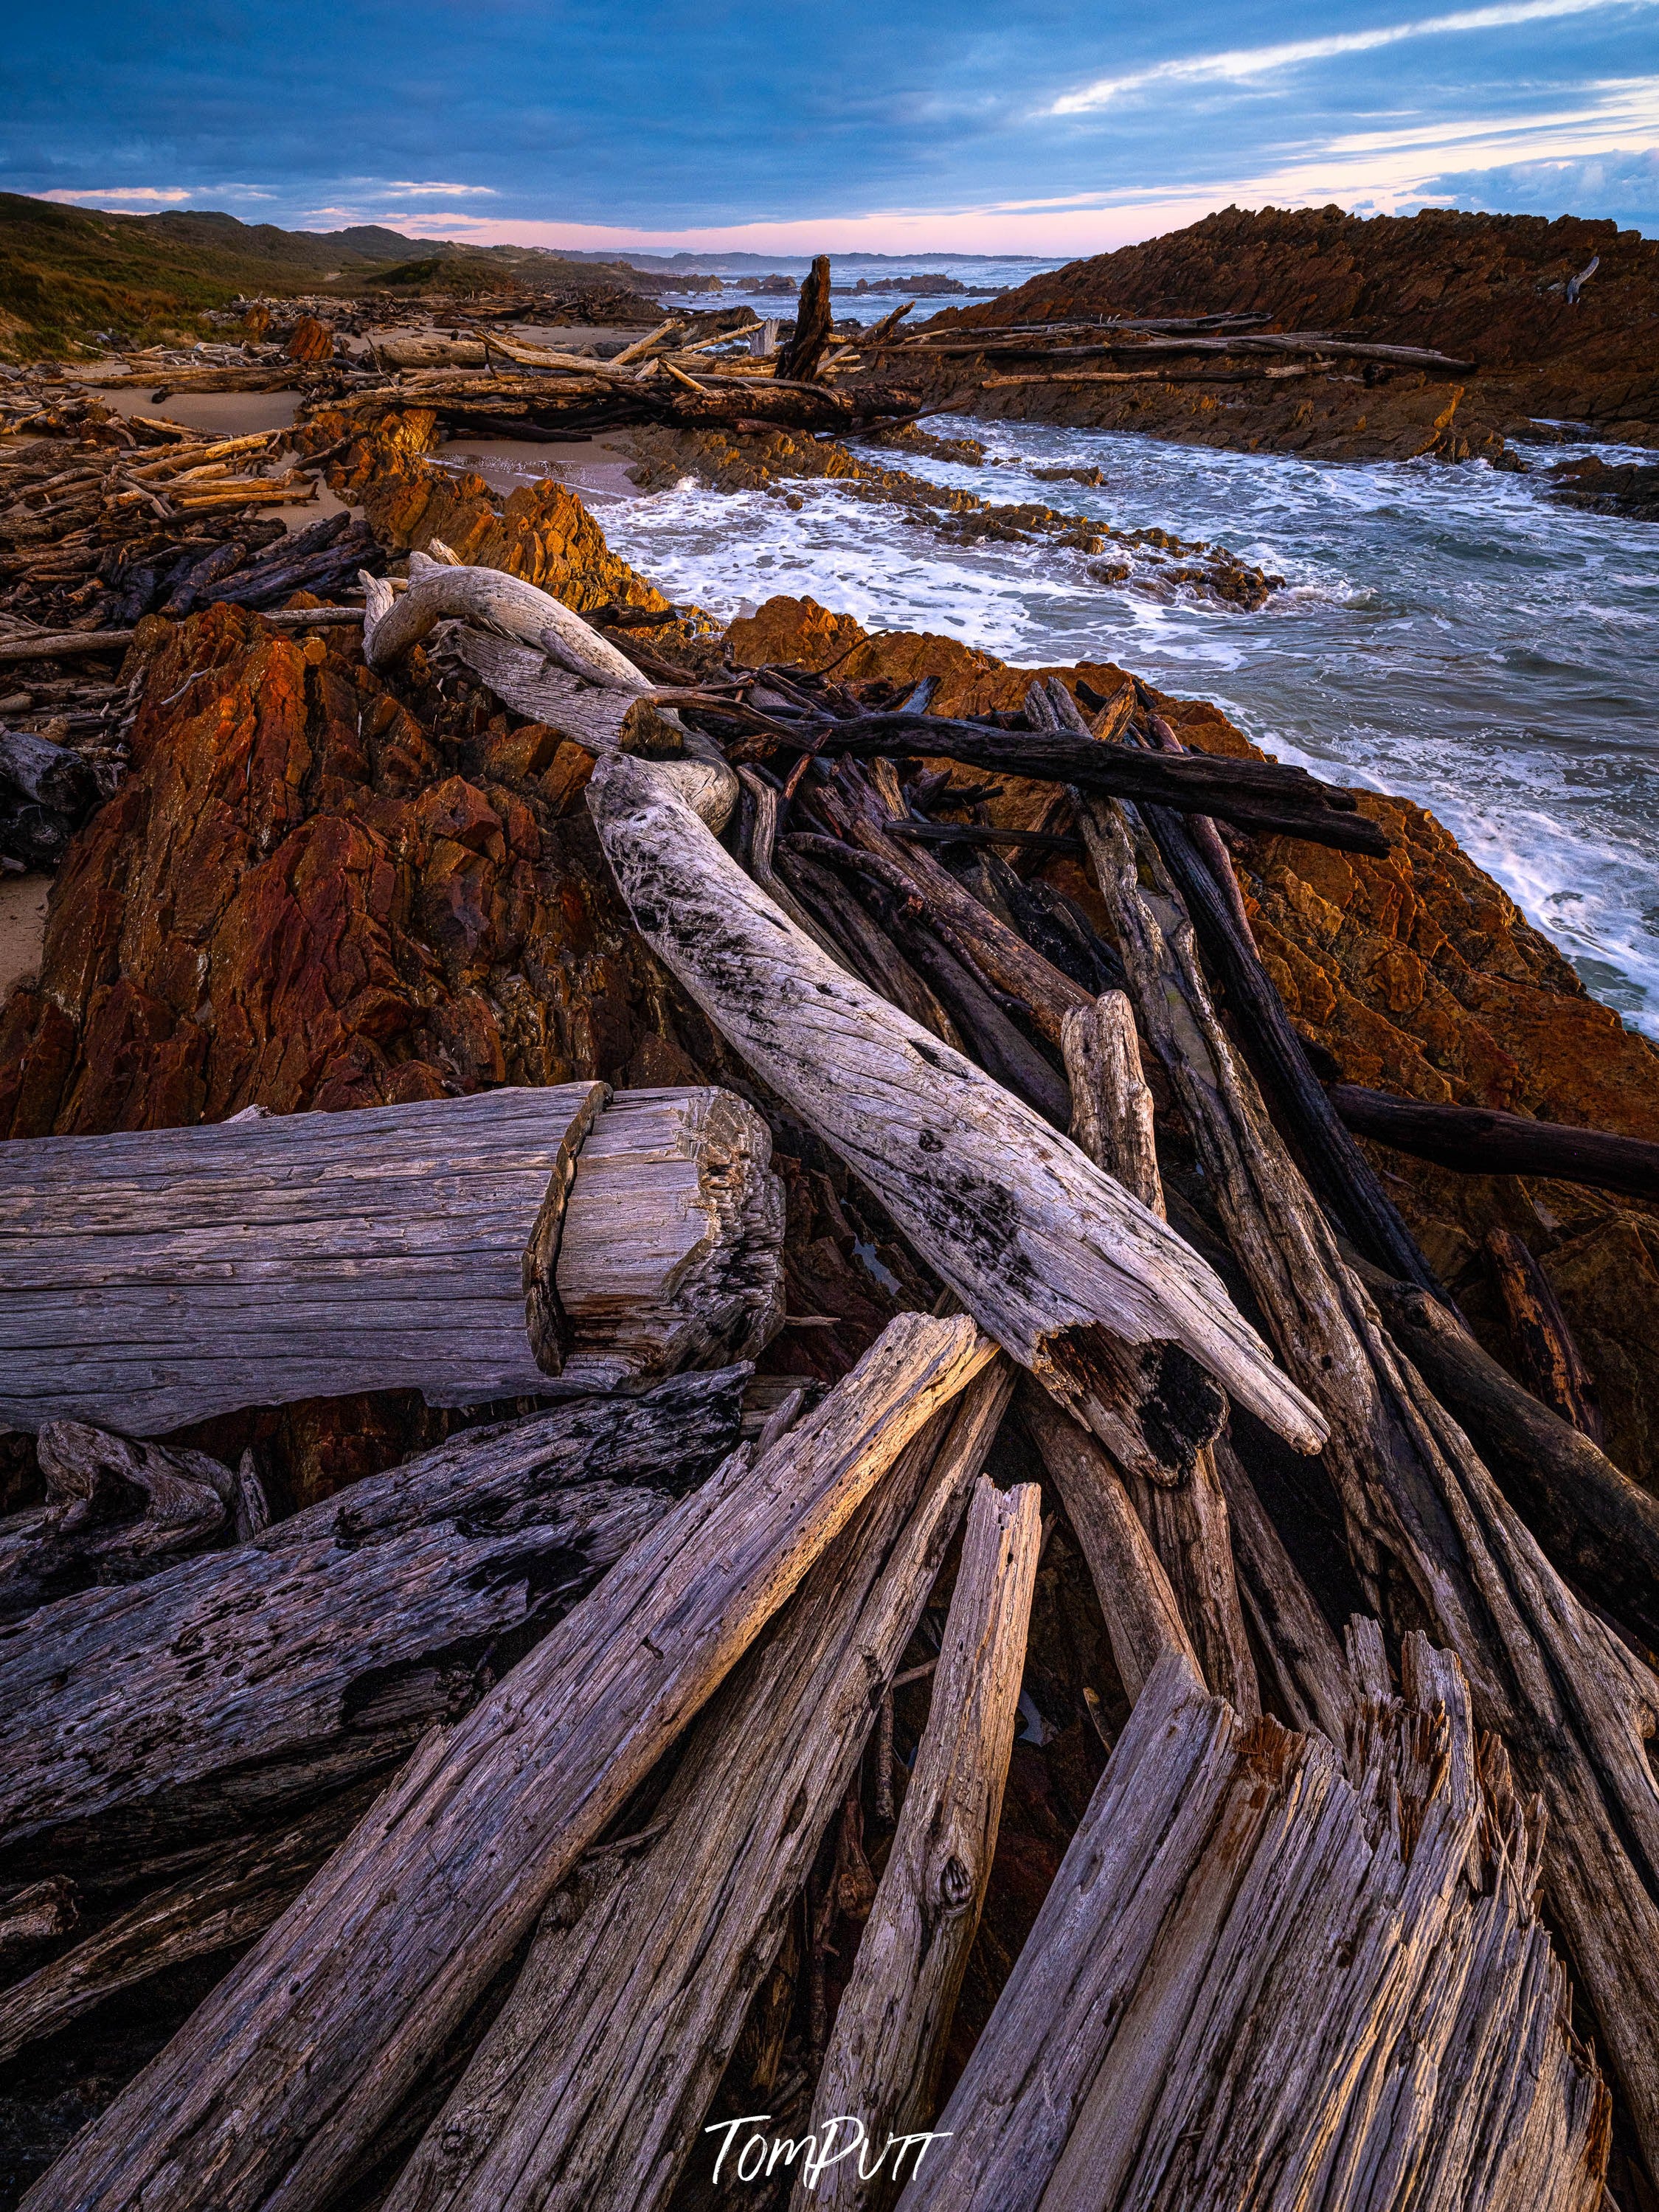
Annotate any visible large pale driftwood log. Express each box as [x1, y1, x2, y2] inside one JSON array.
[[384, 1362, 1014, 2212], [0, 1083, 781, 1433], [793, 1476, 1040, 2212], [902, 1633, 1608, 2212], [0, 1786, 376, 2066], [362, 550, 649, 687], [584, 752, 1326, 1488], [1080, 791, 1659, 2176], [22, 1313, 993, 2212], [1357, 1256, 1659, 1654], [0, 1367, 748, 1858], [1056, 991, 1256, 1713]]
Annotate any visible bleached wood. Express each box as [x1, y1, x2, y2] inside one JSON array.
[[583, 752, 1326, 1477], [1211, 1432, 1352, 1743], [1079, 791, 1659, 2174], [362, 549, 651, 687], [794, 1475, 1041, 2212], [0, 1367, 749, 1854], [1058, 988, 1255, 1712], [21, 1313, 993, 2212], [384, 1361, 1014, 2212], [0, 1084, 780, 1433], [902, 1635, 1607, 2212]]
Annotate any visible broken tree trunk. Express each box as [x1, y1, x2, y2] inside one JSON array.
[[793, 1476, 1042, 2212], [1078, 792, 1659, 2177], [583, 750, 1328, 1483], [902, 1632, 1609, 2212], [0, 1366, 749, 1859], [22, 1313, 992, 2212], [776, 254, 834, 383], [0, 1083, 783, 1433], [381, 1362, 1014, 2212], [1330, 1081, 1659, 1203], [1056, 991, 1257, 1713]]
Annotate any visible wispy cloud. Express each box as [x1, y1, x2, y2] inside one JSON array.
[[382, 181, 497, 195], [1050, 0, 1658, 113], [40, 185, 193, 204]]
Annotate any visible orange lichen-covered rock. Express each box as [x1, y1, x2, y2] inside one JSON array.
[[284, 316, 335, 364], [0, 605, 657, 1140]]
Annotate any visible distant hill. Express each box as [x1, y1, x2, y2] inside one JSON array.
[[0, 194, 661, 358]]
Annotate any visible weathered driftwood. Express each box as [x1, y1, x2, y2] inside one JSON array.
[[1056, 991, 1257, 1713], [0, 727, 98, 813], [1329, 1081, 1659, 1201], [1139, 799, 1441, 1295], [904, 1634, 1608, 2212], [794, 1476, 1041, 2212], [0, 1423, 266, 1622], [1211, 1432, 1353, 1743], [811, 715, 1391, 855], [1080, 792, 1659, 2173], [583, 751, 1328, 1483], [383, 1361, 1014, 2212], [0, 1367, 747, 1859], [1018, 1383, 1195, 1701], [362, 549, 650, 687], [0, 1083, 782, 1433], [1357, 1258, 1659, 1654], [0, 1786, 376, 2066], [0, 1880, 77, 1967], [24, 1313, 992, 2212], [777, 254, 834, 383], [1483, 1225, 1605, 1440]]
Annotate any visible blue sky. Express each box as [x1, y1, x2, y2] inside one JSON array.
[[5, 1, 1658, 251]]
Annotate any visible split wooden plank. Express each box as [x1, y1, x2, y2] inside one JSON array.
[[901, 1634, 1607, 2212], [1078, 791, 1659, 2174], [383, 1360, 1014, 2212], [583, 751, 1327, 1483], [0, 1366, 749, 1859], [21, 1311, 993, 2212], [792, 1476, 1041, 2212], [0, 1083, 783, 1434]]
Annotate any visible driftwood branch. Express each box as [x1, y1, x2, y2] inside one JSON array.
[[792, 1474, 1042, 2212]]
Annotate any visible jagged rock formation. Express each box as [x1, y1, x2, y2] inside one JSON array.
[[939, 204, 1659, 444]]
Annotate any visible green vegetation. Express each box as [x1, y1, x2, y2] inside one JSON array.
[[0, 193, 661, 360]]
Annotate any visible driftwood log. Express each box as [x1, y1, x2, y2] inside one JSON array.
[[793, 1476, 1041, 2212], [810, 714, 1390, 855], [1329, 1081, 1659, 1201], [23, 1313, 992, 2212], [1483, 1224, 1605, 1440], [0, 1084, 783, 1433], [382, 1362, 1014, 2212], [583, 750, 1328, 1482], [904, 1633, 1607, 2212], [0, 1367, 749, 1862], [1080, 791, 1659, 2172]]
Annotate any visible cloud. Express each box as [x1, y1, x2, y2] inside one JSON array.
[[1418, 143, 1659, 218], [1050, 0, 1659, 113], [39, 185, 193, 204], [382, 181, 497, 195]]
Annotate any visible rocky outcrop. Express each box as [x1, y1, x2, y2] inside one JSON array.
[[730, 592, 1659, 1485], [938, 204, 1659, 444], [1547, 456, 1659, 520]]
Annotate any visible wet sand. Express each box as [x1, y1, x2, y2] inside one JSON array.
[[430, 431, 642, 506], [0, 873, 49, 999]]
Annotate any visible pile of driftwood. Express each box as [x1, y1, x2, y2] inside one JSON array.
[[5, 536, 1659, 2210], [867, 307, 1477, 393]]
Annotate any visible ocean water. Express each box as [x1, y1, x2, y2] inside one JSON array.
[[601, 420, 1659, 1036], [654, 256, 1065, 326]]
